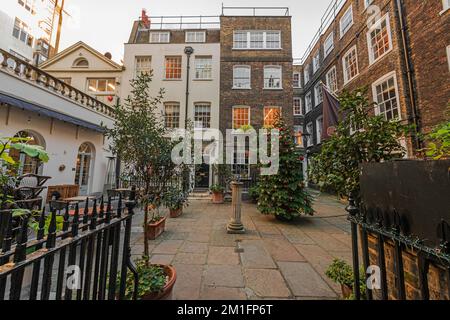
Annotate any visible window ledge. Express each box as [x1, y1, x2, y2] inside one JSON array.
[[232, 87, 252, 90], [193, 78, 213, 81], [163, 79, 183, 81], [232, 48, 283, 51], [439, 8, 449, 15], [263, 87, 283, 90]]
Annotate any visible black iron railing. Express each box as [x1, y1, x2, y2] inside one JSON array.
[[347, 196, 450, 300], [0, 195, 138, 300]]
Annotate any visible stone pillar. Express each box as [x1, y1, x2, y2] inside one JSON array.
[[227, 181, 245, 234]]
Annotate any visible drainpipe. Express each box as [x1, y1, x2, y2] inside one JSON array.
[[184, 46, 194, 129], [394, 0, 421, 150]]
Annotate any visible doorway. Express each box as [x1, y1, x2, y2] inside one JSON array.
[[75, 143, 94, 196]]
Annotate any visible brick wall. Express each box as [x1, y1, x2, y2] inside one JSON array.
[[300, 0, 445, 156], [219, 16, 294, 133], [367, 233, 449, 300], [404, 0, 450, 135]]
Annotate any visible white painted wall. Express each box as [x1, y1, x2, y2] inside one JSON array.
[[41, 44, 123, 107], [0, 106, 110, 200], [0, 65, 115, 200], [121, 42, 221, 131]]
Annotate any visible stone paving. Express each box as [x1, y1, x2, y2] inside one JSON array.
[[130, 191, 353, 300]]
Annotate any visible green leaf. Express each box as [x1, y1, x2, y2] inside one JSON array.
[[0, 153, 16, 164]]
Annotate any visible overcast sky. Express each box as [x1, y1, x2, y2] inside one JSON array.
[[60, 0, 332, 64]]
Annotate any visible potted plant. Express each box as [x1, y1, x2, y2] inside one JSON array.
[[325, 259, 366, 300], [210, 184, 225, 204], [143, 198, 166, 240], [163, 186, 188, 218], [121, 256, 177, 300]]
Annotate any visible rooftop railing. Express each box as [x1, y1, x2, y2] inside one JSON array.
[[138, 15, 221, 30], [0, 49, 115, 119], [299, 0, 346, 65], [221, 5, 290, 16], [137, 6, 290, 30]]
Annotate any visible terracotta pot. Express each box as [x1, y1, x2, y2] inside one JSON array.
[[145, 217, 166, 240], [169, 208, 183, 218], [211, 192, 224, 204], [341, 284, 353, 299], [141, 265, 177, 300]]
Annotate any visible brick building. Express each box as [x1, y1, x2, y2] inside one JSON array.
[[219, 8, 294, 180], [298, 0, 450, 170]]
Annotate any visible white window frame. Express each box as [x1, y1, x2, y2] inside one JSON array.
[[340, 5, 354, 38], [232, 106, 251, 129], [164, 102, 181, 129], [134, 56, 152, 78], [447, 45, 450, 72], [313, 51, 321, 74], [264, 65, 283, 90], [233, 65, 251, 89], [233, 31, 282, 50], [367, 13, 393, 65], [441, 0, 450, 14], [293, 97, 303, 116], [323, 32, 334, 58], [194, 56, 213, 80], [342, 45, 359, 84], [364, 0, 374, 9], [293, 125, 304, 147], [87, 78, 116, 94], [304, 64, 310, 84], [305, 91, 313, 114], [293, 72, 301, 88], [150, 32, 170, 43], [314, 83, 323, 106], [316, 116, 324, 145], [306, 122, 313, 147], [164, 56, 182, 80], [194, 103, 212, 129], [372, 71, 402, 121], [186, 31, 206, 43], [326, 66, 338, 93]]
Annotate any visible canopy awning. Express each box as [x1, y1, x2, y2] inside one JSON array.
[[0, 92, 105, 133]]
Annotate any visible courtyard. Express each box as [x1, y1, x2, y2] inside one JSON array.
[[130, 191, 353, 300]]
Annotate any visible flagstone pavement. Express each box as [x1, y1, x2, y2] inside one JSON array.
[[130, 191, 353, 300]]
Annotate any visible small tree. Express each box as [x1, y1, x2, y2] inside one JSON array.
[[309, 88, 412, 200], [104, 72, 185, 259], [257, 117, 314, 220], [0, 136, 49, 209]]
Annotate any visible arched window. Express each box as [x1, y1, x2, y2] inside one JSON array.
[[9, 130, 46, 175], [74, 143, 95, 195], [73, 57, 89, 68]]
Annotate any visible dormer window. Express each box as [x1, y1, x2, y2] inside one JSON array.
[[73, 57, 89, 68]]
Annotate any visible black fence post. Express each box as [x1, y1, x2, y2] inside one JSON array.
[[346, 194, 361, 300], [9, 215, 29, 300]]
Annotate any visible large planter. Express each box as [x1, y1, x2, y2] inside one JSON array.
[[145, 217, 166, 240], [211, 192, 224, 204], [169, 208, 183, 218], [341, 284, 353, 300], [141, 265, 177, 300]]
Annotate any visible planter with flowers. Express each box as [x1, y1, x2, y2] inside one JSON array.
[[210, 184, 225, 204], [163, 186, 189, 218]]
